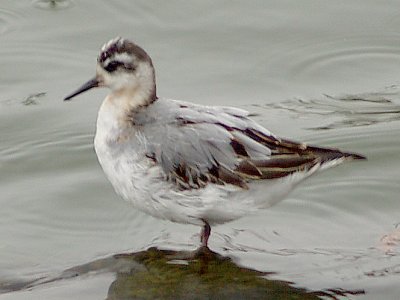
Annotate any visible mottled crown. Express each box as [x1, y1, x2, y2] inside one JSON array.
[[98, 37, 153, 73]]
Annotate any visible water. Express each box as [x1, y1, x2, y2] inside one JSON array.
[[1, 1, 399, 299]]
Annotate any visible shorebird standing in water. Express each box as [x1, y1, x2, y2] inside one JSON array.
[[64, 37, 365, 248]]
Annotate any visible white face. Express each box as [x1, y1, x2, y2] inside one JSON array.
[[97, 56, 154, 93], [64, 38, 156, 101]]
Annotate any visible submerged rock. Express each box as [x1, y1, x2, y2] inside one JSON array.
[[106, 247, 321, 299], [1, 247, 363, 299]]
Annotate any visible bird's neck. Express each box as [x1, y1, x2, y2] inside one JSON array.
[[109, 83, 156, 116], [96, 87, 154, 145]]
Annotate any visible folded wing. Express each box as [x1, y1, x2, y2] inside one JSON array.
[[137, 99, 365, 190]]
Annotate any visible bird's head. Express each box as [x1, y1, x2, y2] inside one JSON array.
[[64, 37, 156, 102]]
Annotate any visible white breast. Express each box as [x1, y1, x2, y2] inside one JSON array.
[[94, 97, 149, 204], [93, 97, 323, 227]]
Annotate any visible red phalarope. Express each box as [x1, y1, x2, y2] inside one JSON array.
[[64, 37, 366, 249]]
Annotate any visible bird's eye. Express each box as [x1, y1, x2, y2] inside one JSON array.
[[104, 61, 123, 73], [104, 61, 136, 73]]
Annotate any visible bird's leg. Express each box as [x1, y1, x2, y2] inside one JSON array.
[[200, 220, 211, 248]]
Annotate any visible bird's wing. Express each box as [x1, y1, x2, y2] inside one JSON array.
[[137, 99, 365, 190]]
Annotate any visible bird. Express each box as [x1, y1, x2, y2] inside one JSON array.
[[64, 37, 366, 249]]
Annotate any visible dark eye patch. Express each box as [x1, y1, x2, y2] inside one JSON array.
[[104, 61, 124, 73], [104, 61, 136, 73]]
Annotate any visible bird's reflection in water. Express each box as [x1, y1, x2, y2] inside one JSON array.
[[1, 247, 364, 299]]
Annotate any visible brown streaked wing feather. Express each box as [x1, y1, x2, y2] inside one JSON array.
[[247, 128, 366, 161], [169, 163, 249, 190], [230, 138, 249, 157], [231, 127, 366, 181], [164, 130, 363, 189], [149, 100, 365, 190], [251, 156, 317, 168], [235, 160, 263, 179], [217, 165, 249, 190], [250, 156, 320, 179]]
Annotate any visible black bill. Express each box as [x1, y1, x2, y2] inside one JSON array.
[[64, 77, 100, 101]]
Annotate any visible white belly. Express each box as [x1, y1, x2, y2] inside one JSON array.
[[93, 99, 325, 226], [94, 131, 316, 226]]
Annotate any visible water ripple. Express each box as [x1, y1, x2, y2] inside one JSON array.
[[32, 0, 74, 10], [264, 85, 400, 130], [0, 8, 23, 36], [1, 92, 47, 106], [292, 45, 400, 79], [0, 42, 88, 88], [278, 35, 400, 75]]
